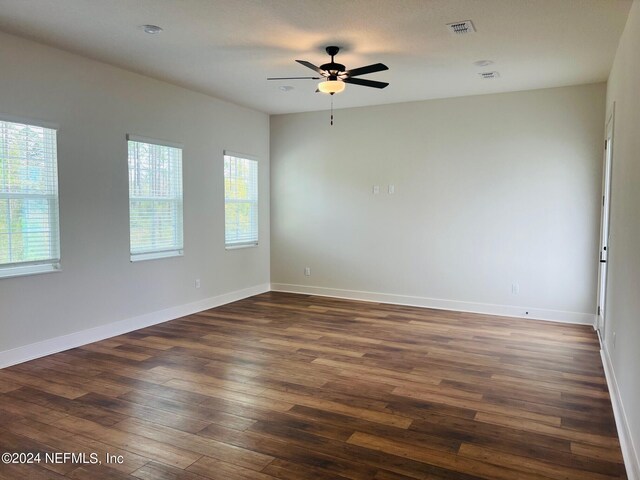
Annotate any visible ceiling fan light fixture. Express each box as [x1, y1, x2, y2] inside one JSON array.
[[317, 80, 345, 94]]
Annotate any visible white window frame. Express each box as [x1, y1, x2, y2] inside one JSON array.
[[223, 150, 259, 249], [0, 115, 61, 279], [127, 134, 184, 262]]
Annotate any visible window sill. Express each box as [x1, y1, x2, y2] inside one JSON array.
[[130, 250, 184, 262], [0, 262, 62, 280], [225, 243, 258, 250]]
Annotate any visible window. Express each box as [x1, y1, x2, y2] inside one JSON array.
[[127, 135, 183, 261], [224, 152, 258, 248], [0, 119, 60, 278]]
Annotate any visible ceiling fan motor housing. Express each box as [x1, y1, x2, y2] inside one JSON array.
[[321, 46, 345, 75], [320, 63, 345, 75]]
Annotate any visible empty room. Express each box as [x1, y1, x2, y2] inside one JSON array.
[[1, 1, 639, 479]]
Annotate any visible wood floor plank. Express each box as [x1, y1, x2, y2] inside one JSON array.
[[187, 456, 277, 480], [0, 369, 88, 399], [5, 418, 149, 474], [10, 363, 133, 397], [131, 461, 216, 480], [0, 429, 76, 475], [66, 465, 140, 480], [51, 416, 202, 469], [0, 292, 626, 479], [114, 388, 257, 431], [7, 387, 128, 426], [571, 442, 625, 463], [0, 377, 22, 393], [162, 378, 295, 412], [474, 411, 621, 448], [392, 385, 563, 425], [262, 458, 354, 480], [347, 431, 548, 480], [197, 423, 385, 480], [75, 391, 213, 433], [114, 417, 274, 471], [0, 394, 69, 424], [0, 462, 68, 480], [458, 443, 625, 480]]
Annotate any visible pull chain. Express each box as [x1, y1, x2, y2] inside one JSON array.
[[330, 95, 334, 126]]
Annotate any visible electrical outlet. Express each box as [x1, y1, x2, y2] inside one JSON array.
[[304, 267, 311, 277], [195, 279, 201, 289], [388, 184, 395, 194], [511, 283, 520, 295], [373, 185, 380, 194]]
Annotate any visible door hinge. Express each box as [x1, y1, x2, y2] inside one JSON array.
[[605, 140, 608, 150], [603, 195, 605, 206], [597, 305, 601, 316]]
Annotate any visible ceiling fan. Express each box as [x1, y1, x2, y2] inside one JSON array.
[[268, 46, 389, 94]]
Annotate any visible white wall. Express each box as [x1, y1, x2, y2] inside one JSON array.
[[0, 31, 270, 358], [603, 0, 640, 476], [271, 83, 605, 323]]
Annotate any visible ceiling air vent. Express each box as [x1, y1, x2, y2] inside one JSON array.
[[478, 71, 500, 79], [447, 20, 476, 35]]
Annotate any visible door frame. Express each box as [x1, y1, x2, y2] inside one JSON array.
[[596, 103, 615, 338]]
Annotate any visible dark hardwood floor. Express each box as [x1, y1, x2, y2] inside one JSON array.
[[0, 292, 626, 479]]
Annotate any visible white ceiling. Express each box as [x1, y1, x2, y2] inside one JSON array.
[[0, 0, 632, 114]]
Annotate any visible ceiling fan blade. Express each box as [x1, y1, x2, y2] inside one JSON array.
[[267, 76, 321, 80], [346, 63, 388, 77], [343, 77, 389, 89], [296, 60, 326, 76]]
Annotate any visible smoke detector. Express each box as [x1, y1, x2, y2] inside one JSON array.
[[139, 24, 163, 34], [478, 71, 500, 79], [447, 20, 476, 35]]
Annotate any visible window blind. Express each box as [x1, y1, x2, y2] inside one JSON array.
[[128, 136, 183, 261], [224, 152, 258, 247], [0, 119, 60, 277]]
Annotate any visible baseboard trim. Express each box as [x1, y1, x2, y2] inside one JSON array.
[[601, 346, 639, 480], [270, 283, 595, 325], [0, 283, 270, 369]]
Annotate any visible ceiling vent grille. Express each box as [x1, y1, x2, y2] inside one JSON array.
[[478, 71, 500, 79], [447, 20, 476, 35]]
